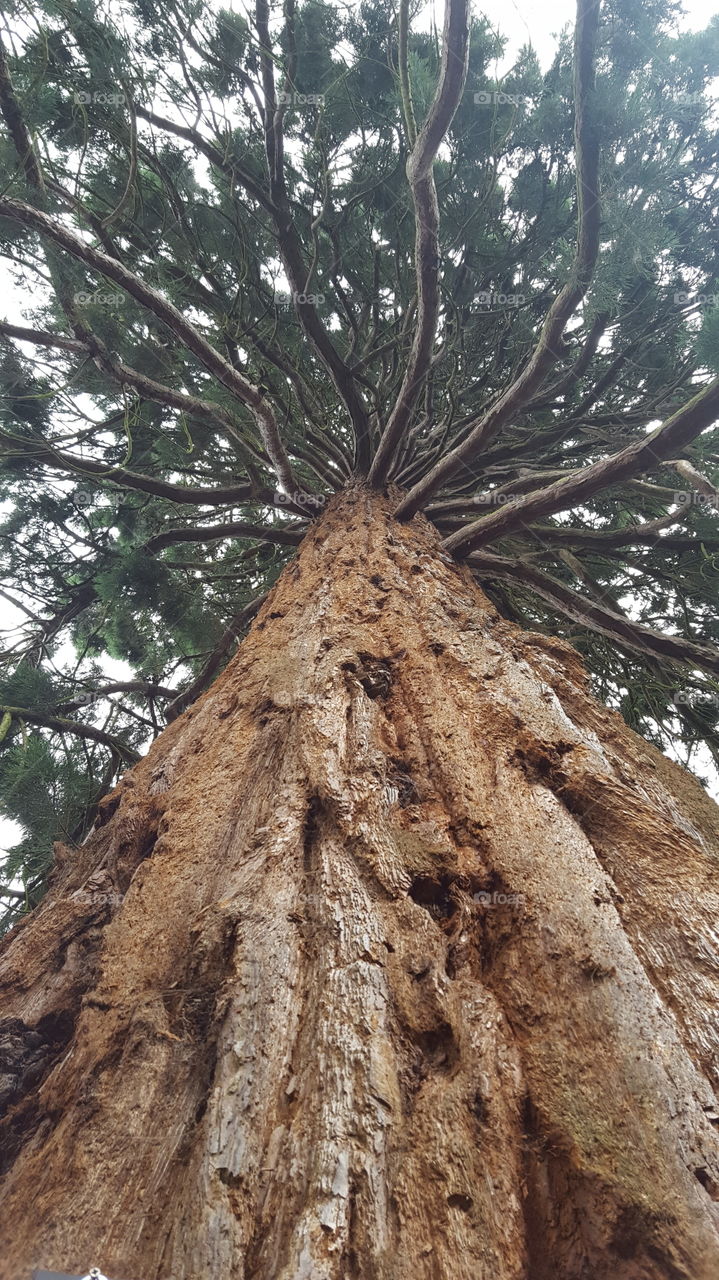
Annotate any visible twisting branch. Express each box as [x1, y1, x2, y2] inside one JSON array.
[[0, 426, 273, 506], [397, 0, 418, 147], [442, 374, 719, 555], [254, 0, 372, 473], [145, 520, 305, 553], [395, 0, 602, 517], [0, 195, 302, 496], [166, 595, 267, 721], [468, 550, 719, 677], [368, 0, 470, 486], [0, 34, 45, 190], [0, 706, 140, 762]]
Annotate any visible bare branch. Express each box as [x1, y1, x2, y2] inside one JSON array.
[[468, 550, 719, 676], [166, 595, 267, 721], [0, 195, 301, 495], [396, 0, 602, 517], [368, 0, 470, 485], [443, 375, 719, 555], [145, 520, 305, 553]]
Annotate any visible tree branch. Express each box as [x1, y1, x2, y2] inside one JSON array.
[[0, 706, 140, 762], [368, 0, 470, 485], [0, 426, 273, 507], [443, 375, 719, 555], [145, 520, 305, 553], [166, 594, 267, 720], [395, 0, 602, 517], [254, 0, 372, 473], [468, 550, 719, 676], [0, 195, 302, 495]]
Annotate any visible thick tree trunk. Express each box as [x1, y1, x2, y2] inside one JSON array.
[[2, 488, 719, 1280]]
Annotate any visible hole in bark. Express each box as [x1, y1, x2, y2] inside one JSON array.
[[0, 1008, 80, 1176], [694, 1166, 719, 1199], [388, 762, 419, 807], [416, 1022, 459, 1075], [429, 641, 445, 654], [470, 1091, 488, 1124], [447, 1192, 473, 1212], [356, 654, 392, 699], [409, 874, 457, 920], [302, 795, 322, 872], [95, 787, 123, 827]]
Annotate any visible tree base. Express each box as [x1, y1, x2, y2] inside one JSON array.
[[2, 490, 719, 1279]]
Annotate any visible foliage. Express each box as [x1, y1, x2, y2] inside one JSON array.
[[0, 0, 719, 926]]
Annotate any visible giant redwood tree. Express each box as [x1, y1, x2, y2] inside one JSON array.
[[2, 0, 719, 1274]]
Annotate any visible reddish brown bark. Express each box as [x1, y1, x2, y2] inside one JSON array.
[[1, 488, 719, 1279]]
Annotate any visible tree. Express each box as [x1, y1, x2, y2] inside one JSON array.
[[1, 0, 719, 1274]]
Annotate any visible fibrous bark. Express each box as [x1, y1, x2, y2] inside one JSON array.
[[1, 488, 719, 1279]]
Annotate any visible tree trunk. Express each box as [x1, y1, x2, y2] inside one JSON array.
[[2, 487, 719, 1280]]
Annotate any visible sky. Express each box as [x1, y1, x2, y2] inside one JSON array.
[[1, 0, 718, 863]]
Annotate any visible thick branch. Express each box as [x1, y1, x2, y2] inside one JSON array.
[[166, 595, 267, 721], [468, 551, 719, 676], [145, 520, 305, 553], [0, 195, 300, 494], [396, 0, 602, 517], [368, 0, 470, 485], [443, 375, 719, 555], [0, 706, 140, 762]]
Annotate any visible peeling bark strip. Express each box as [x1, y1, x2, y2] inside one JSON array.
[[2, 489, 719, 1279]]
